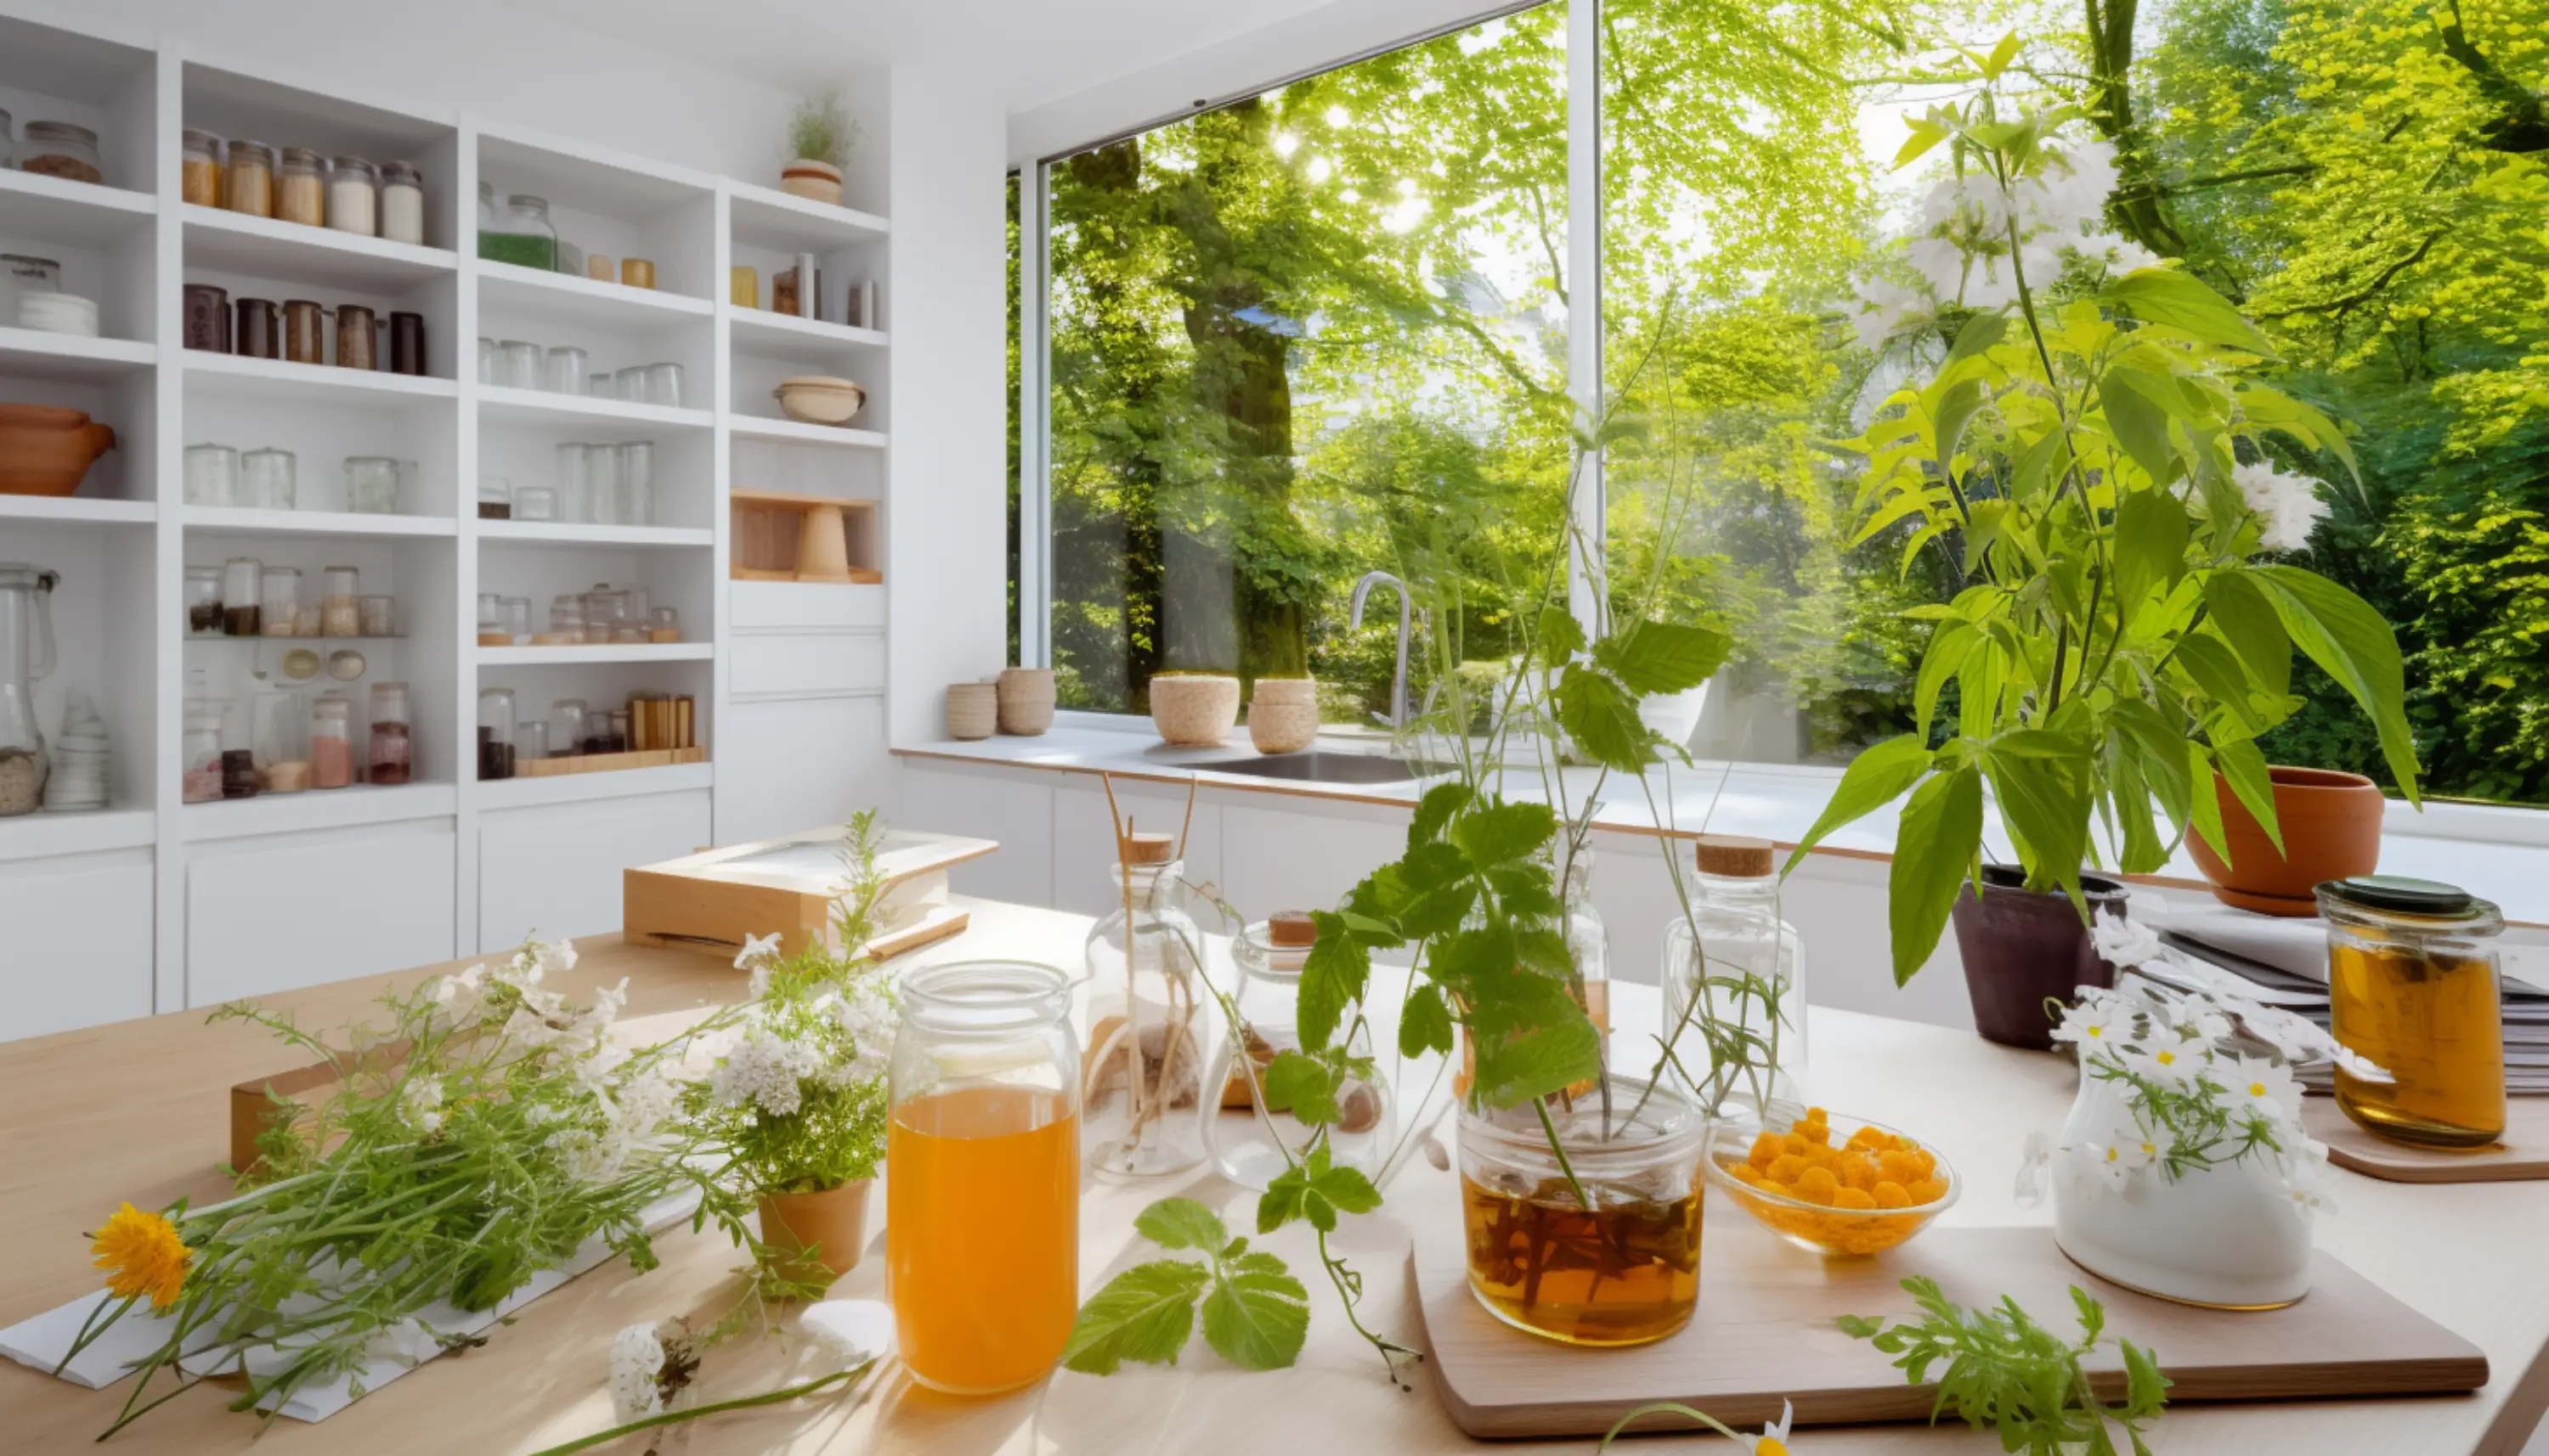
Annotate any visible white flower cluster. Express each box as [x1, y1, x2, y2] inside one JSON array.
[[398, 1075, 444, 1136], [821, 979, 896, 1088], [2232, 459, 2331, 552], [608, 1320, 666, 1423], [706, 929, 896, 1116], [709, 1029, 823, 1117]]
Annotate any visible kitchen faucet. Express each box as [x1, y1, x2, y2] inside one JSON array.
[[1348, 570, 1415, 731]]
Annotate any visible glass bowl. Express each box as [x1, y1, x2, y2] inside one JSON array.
[[1702, 1105, 1958, 1256]]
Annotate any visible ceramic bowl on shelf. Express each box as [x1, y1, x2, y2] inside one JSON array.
[[0, 404, 115, 496], [773, 375, 866, 426], [1703, 1105, 1958, 1256], [19, 291, 100, 337]]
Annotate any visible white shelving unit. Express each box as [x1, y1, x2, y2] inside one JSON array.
[[0, 8, 896, 1037]]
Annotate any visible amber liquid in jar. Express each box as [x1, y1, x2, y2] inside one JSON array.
[[1461, 1171, 1702, 1346], [2331, 940, 2506, 1146], [887, 1085, 1078, 1394]]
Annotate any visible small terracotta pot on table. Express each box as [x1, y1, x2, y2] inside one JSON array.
[[2185, 765, 2384, 916]]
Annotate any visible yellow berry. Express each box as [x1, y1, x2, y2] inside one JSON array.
[[1834, 1186, 1878, 1211], [1873, 1180, 1912, 1210], [1767, 1154, 1807, 1183]]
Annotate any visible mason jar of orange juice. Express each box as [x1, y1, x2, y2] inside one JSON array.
[[886, 961, 1081, 1394], [2318, 876, 2506, 1148]]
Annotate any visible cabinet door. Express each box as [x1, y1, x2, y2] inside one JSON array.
[[188, 825, 456, 1007], [715, 697, 889, 847], [729, 633, 885, 699], [0, 850, 154, 1041], [480, 791, 712, 950]]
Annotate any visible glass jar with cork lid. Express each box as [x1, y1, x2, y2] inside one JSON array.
[[2319, 876, 2506, 1147], [1662, 833, 1805, 1117], [1081, 829, 1218, 1178], [1206, 910, 1393, 1191]]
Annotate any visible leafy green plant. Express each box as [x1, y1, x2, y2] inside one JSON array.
[[1840, 1277, 2169, 1455], [1793, 37, 2422, 983], [786, 90, 856, 168], [1063, 1197, 1311, 1374]]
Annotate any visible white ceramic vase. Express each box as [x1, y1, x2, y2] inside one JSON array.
[[2050, 1073, 2314, 1309]]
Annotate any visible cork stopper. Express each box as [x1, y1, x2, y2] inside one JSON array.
[[1268, 911, 1318, 947], [1694, 833, 1774, 878], [1122, 831, 1175, 866]]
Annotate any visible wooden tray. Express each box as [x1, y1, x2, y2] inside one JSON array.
[[1407, 1216, 2486, 1439], [2302, 1093, 2549, 1183], [518, 745, 705, 778]]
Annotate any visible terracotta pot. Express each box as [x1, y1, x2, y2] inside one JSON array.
[[1150, 674, 1240, 747], [998, 667, 1055, 736], [1948, 866, 2129, 1050], [946, 682, 998, 741], [780, 158, 845, 205], [1247, 677, 1320, 754], [757, 1179, 873, 1289], [0, 405, 115, 497], [2185, 765, 2383, 917]]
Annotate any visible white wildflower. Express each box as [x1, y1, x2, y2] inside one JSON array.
[[709, 1030, 819, 1116], [736, 931, 784, 972], [2124, 1041, 2204, 1087], [2049, 997, 2125, 1050], [608, 1321, 666, 1424], [534, 937, 579, 975], [2232, 460, 2331, 552], [2222, 1054, 2303, 1122], [1755, 1399, 1794, 1453], [2281, 1143, 2338, 1212], [2071, 1138, 2139, 1193], [398, 1075, 445, 1135], [2088, 907, 2166, 971]]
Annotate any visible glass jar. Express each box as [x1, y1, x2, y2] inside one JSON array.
[[1458, 1075, 1705, 1348], [494, 339, 539, 390], [502, 596, 531, 644], [481, 193, 557, 270], [552, 443, 590, 522], [478, 687, 517, 780], [259, 567, 302, 638], [616, 585, 652, 643], [276, 146, 326, 227], [222, 556, 263, 635], [231, 296, 275, 358], [359, 595, 395, 637], [1662, 834, 1805, 1119], [184, 567, 223, 636], [1081, 838, 1218, 1177], [321, 567, 361, 637], [283, 300, 325, 364], [20, 121, 102, 184], [327, 155, 377, 235], [477, 336, 495, 383], [886, 960, 1081, 1396], [617, 441, 653, 526], [545, 597, 587, 646], [380, 161, 424, 245], [2320, 876, 2506, 1148], [642, 363, 684, 409], [225, 140, 276, 216], [242, 448, 297, 511], [367, 681, 412, 783], [621, 257, 656, 290], [388, 311, 426, 375], [184, 443, 239, 506], [3, 252, 61, 324], [345, 456, 399, 514], [182, 130, 223, 206], [252, 689, 310, 793], [1207, 912, 1393, 1191], [182, 706, 226, 804], [649, 606, 681, 643], [310, 696, 354, 789], [477, 593, 507, 647], [542, 346, 587, 395], [515, 718, 546, 767], [336, 303, 377, 370], [583, 588, 625, 643], [478, 477, 512, 520], [550, 698, 588, 754], [515, 486, 558, 522], [183, 284, 229, 353], [587, 443, 623, 525], [614, 366, 647, 402]]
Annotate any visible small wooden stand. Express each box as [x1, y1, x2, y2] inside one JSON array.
[[731, 488, 880, 584]]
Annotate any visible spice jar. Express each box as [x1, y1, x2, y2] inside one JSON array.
[[277, 147, 325, 227], [284, 299, 325, 364], [496, 340, 540, 389], [183, 705, 226, 804], [345, 456, 398, 514], [321, 567, 361, 637], [477, 593, 507, 647], [515, 486, 558, 522], [478, 687, 517, 780], [235, 297, 280, 359], [336, 303, 377, 370], [1082, 834, 1217, 1176], [2320, 877, 2507, 1148], [225, 141, 276, 216], [1207, 912, 1393, 1190], [621, 257, 656, 290], [481, 194, 557, 270], [649, 607, 681, 643], [252, 689, 310, 793], [183, 284, 229, 353], [388, 312, 426, 375], [184, 566, 223, 635], [310, 696, 354, 789], [502, 596, 531, 644], [543, 346, 587, 394], [368, 681, 412, 783], [243, 447, 297, 510], [478, 477, 512, 520], [20, 121, 102, 183], [184, 443, 239, 506], [545, 597, 586, 646], [359, 595, 395, 637], [183, 131, 223, 206], [327, 155, 377, 235], [731, 266, 759, 308], [586, 253, 615, 282], [260, 567, 302, 638], [380, 161, 424, 246], [222, 556, 263, 635]]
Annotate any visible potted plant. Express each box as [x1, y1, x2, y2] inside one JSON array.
[[1147, 669, 1241, 746], [2185, 765, 2384, 915], [1788, 46, 2421, 1047], [782, 91, 856, 206], [1246, 673, 1320, 753]]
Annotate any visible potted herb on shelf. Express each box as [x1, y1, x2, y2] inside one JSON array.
[[1788, 42, 2421, 1047], [782, 91, 857, 206]]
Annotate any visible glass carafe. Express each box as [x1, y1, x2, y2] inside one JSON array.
[[1662, 834, 1806, 1118], [1082, 838, 1218, 1177], [0, 565, 59, 815], [1207, 912, 1393, 1190]]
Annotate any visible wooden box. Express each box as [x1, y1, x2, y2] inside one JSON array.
[[624, 825, 995, 962]]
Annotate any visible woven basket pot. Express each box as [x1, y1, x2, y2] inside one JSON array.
[[1150, 674, 1241, 747], [997, 667, 1056, 736], [1247, 678, 1320, 754], [946, 682, 998, 741]]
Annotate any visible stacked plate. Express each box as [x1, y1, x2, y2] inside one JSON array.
[[18, 291, 100, 337], [42, 691, 109, 813]]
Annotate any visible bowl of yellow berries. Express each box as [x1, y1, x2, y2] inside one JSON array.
[[1704, 1104, 1958, 1256]]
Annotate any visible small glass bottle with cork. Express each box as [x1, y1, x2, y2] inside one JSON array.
[[1662, 833, 1806, 1117]]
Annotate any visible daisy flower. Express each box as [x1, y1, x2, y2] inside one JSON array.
[[2088, 907, 2165, 972], [2049, 999, 2122, 1049], [1753, 1398, 1794, 1454], [2222, 1055, 2301, 1122]]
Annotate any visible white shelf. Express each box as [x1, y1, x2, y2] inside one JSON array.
[[478, 642, 714, 666], [475, 520, 712, 549], [0, 169, 156, 246], [726, 308, 888, 367], [727, 181, 889, 254], [0, 494, 155, 526], [183, 350, 460, 405], [727, 415, 887, 449], [478, 385, 713, 433], [182, 505, 457, 539], [184, 782, 461, 842], [0, 327, 155, 382], [0, 805, 155, 864], [182, 204, 460, 291], [478, 260, 715, 328], [476, 759, 714, 810]]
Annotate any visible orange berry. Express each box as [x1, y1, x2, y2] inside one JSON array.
[[1767, 1154, 1808, 1183], [1795, 1165, 1840, 1202], [1878, 1150, 1919, 1184], [1913, 1150, 1938, 1178], [1782, 1133, 1810, 1157], [1840, 1155, 1877, 1191], [1804, 1106, 1829, 1125], [1891, 1134, 1918, 1153], [1748, 1132, 1783, 1169], [1732, 1163, 1765, 1185], [1846, 1126, 1887, 1151], [1834, 1186, 1877, 1211], [1798, 1120, 1831, 1146], [1873, 1180, 1912, 1209], [1910, 1177, 1947, 1204]]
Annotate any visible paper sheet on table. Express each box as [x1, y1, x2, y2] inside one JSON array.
[[0, 1188, 699, 1421]]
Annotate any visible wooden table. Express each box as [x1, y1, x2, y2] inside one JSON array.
[[4, 896, 2546, 1454]]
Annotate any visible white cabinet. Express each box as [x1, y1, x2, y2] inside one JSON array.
[[0, 849, 155, 1041], [187, 825, 457, 1007], [896, 761, 1054, 905], [479, 791, 712, 950], [715, 697, 890, 847]]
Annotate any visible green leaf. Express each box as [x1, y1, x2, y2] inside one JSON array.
[[1399, 984, 1455, 1058], [1309, 1158, 1383, 1216], [2235, 384, 2358, 485], [1596, 621, 1732, 697], [1258, 1160, 1321, 1233], [1555, 663, 1654, 771], [1931, 375, 1991, 472], [1467, 975, 1602, 1108], [2109, 751, 2167, 875], [1406, 782, 1472, 852], [1983, 742, 2090, 895], [1450, 799, 1557, 868], [2103, 268, 2277, 357], [1837, 1313, 1885, 1338], [1201, 1251, 1309, 1371], [1535, 607, 1586, 663], [1892, 119, 1947, 170], [2112, 489, 2189, 622], [1425, 921, 1517, 998], [2214, 736, 2282, 858], [2172, 631, 2263, 731], [2187, 742, 2230, 863], [1914, 622, 1976, 738], [2252, 566, 2421, 799], [1062, 1259, 1211, 1374], [1889, 764, 1982, 985], [1786, 734, 1934, 875], [1981, 30, 2022, 78], [2201, 571, 2291, 699], [1134, 1197, 1229, 1253], [1298, 911, 1370, 1051], [2111, 698, 2194, 829], [1945, 308, 2009, 369], [1262, 1051, 1338, 1125], [2099, 368, 2180, 486]]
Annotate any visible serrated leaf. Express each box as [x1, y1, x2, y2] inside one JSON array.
[[1062, 1259, 1211, 1374], [1450, 799, 1557, 867], [1555, 663, 1654, 770], [1399, 984, 1455, 1058], [1134, 1197, 1228, 1253], [1535, 607, 1586, 663], [1837, 1313, 1885, 1338], [1309, 1158, 1383, 1216], [1262, 1051, 1337, 1125], [1406, 781, 1472, 851], [1595, 621, 1732, 697], [1467, 975, 1602, 1108], [1201, 1252, 1309, 1372], [1425, 921, 1518, 998], [1298, 911, 1369, 1051]]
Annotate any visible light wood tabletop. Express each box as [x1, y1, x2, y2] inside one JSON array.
[[3, 896, 2545, 1454]]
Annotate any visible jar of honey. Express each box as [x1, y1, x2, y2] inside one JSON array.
[[2319, 876, 2506, 1147], [886, 960, 1080, 1395]]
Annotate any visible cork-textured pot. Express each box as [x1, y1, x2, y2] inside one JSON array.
[[757, 1179, 873, 1289], [946, 682, 998, 741], [2185, 765, 2383, 917], [1150, 674, 1240, 747], [1247, 677, 1320, 754], [998, 667, 1056, 736]]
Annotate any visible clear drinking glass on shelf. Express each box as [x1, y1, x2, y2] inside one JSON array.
[[359, 595, 395, 637], [543, 346, 587, 395], [617, 442, 653, 525], [259, 567, 302, 638], [497, 340, 540, 390], [553, 443, 589, 522], [1082, 839, 1218, 1178], [587, 444, 622, 525], [184, 443, 239, 506], [345, 455, 400, 514], [615, 367, 647, 403], [643, 362, 684, 409], [242, 448, 297, 510], [252, 689, 311, 793]]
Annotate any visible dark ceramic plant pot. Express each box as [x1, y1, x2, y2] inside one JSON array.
[[1949, 866, 2130, 1050]]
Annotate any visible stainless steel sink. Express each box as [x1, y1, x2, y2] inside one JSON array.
[[1188, 751, 1423, 785]]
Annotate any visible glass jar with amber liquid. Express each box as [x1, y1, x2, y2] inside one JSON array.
[[886, 960, 1080, 1395], [2319, 876, 2506, 1148], [1457, 1075, 1706, 1346]]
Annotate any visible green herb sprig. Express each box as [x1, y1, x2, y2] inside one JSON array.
[[1839, 1277, 2170, 1455], [1062, 1197, 1310, 1374]]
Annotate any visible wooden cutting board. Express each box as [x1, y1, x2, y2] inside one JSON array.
[[2302, 1094, 2549, 1183], [1407, 1212, 2487, 1439]]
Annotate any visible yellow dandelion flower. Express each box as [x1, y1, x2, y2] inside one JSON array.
[[92, 1202, 189, 1309]]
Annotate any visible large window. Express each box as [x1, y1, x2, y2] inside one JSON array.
[[1020, 2, 2549, 807]]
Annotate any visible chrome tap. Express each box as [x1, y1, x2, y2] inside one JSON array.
[[1349, 570, 1415, 731]]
